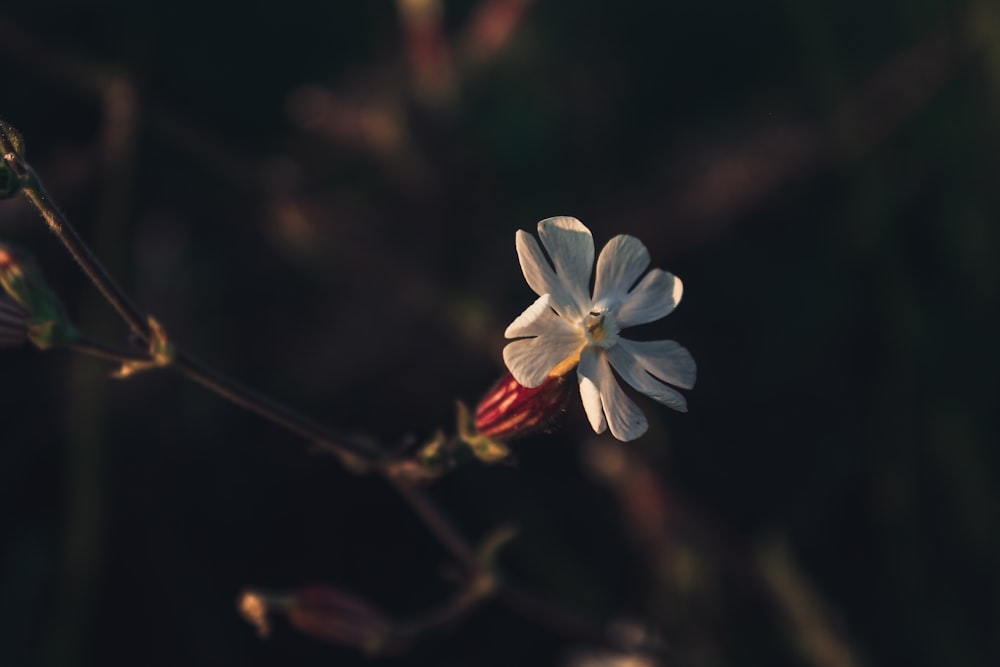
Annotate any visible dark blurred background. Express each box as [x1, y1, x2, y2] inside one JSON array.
[[1, 1, 998, 665]]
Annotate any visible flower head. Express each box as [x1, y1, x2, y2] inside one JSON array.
[[503, 216, 696, 441]]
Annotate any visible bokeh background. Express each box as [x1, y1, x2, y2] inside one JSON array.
[[2, 1, 999, 665]]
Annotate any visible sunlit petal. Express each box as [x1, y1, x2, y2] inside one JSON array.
[[607, 344, 688, 412], [577, 347, 607, 434], [537, 217, 594, 315], [616, 338, 696, 390], [616, 270, 683, 328], [515, 230, 578, 317], [504, 294, 579, 339], [592, 234, 650, 307], [503, 334, 583, 388], [590, 348, 648, 440]]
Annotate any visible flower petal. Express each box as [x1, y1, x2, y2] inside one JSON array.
[[537, 217, 594, 316], [607, 344, 688, 412], [515, 230, 579, 317], [592, 234, 650, 307], [616, 270, 683, 328], [503, 333, 583, 388], [577, 348, 607, 434], [579, 348, 648, 440], [504, 294, 578, 339], [616, 338, 697, 390]]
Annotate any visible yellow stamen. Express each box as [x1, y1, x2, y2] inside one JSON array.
[[585, 312, 606, 342], [548, 344, 585, 379]]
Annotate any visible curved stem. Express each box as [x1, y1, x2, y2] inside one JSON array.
[[3, 122, 379, 464], [60, 336, 381, 462], [1, 130, 150, 341], [172, 349, 380, 460], [388, 478, 476, 567], [64, 336, 148, 363]]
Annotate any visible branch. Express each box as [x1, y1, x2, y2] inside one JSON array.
[[0, 124, 150, 340]]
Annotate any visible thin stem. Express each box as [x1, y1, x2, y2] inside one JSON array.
[[499, 583, 670, 657], [397, 571, 495, 638], [389, 482, 674, 660], [2, 121, 376, 464], [172, 349, 380, 461], [388, 478, 477, 567], [0, 127, 150, 341], [59, 335, 380, 462], [64, 336, 149, 364]]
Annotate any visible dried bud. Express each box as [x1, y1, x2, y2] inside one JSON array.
[[237, 590, 277, 638], [239, 585, 396, 654], [474, 371, 571, 440], [289, 586, 395, 654], [0, 295, 29, 347]]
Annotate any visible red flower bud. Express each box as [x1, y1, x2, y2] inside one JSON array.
[[474, 371, 571, 440]]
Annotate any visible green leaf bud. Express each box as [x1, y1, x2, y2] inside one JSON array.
[[0, 244, 77, 349]]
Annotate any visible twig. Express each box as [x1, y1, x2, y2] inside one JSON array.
[[388, 478, 477, 567], [172, 349, 380, 460], [501, 582, 674, 660], [60, 335, 378, 459], [64, 336, 149, 364], [0, 125, 150, 341], [396, 568, 495, 638], [2, 124, 380, 462]]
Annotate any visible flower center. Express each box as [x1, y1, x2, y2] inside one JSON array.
[[581, 310, 620, 349]]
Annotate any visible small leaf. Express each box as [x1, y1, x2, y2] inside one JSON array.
[[456, 401, 511, 463], [417, 429, 449, 468], [381, 431, 451, 483], [113, 316, 175, 378]]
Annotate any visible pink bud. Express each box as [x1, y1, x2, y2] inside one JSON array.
[[287, 585, 392, 653], [474, 371, 571, 440], [0, 295, 29, 347]]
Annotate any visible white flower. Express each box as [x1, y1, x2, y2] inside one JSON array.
[[503, 216, 696, 441]]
